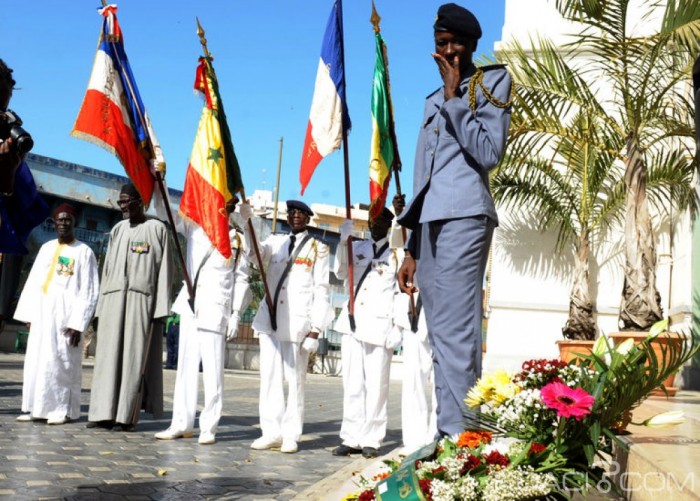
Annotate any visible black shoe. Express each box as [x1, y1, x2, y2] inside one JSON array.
[[112, 423, 136, 432], [86, 420, 113, 429], [332, 444, 362, 456], [362, 447, 379, 459]]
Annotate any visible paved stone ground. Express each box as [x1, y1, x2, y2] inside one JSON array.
[[0, 352, 402, 500]]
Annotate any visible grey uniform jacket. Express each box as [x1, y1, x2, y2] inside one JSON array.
[[397, 64, 512, 252]]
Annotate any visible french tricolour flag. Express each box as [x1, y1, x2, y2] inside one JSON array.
[[299, 0, 352, 195], [72, 4, 164, 206]]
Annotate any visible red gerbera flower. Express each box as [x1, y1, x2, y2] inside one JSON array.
[[540, 381, 595, 420]]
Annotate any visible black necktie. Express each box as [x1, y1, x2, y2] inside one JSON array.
[[372, 242, 378, 257], [288, 235, 296, 255]]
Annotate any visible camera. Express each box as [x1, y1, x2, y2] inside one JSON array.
[[0, 109, 34, 154]]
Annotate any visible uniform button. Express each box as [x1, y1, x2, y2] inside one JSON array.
[[280, 300, 285, 304], [433, 128, 438, 133]]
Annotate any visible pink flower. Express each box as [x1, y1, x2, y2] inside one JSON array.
[[540, 382, 595, 420]]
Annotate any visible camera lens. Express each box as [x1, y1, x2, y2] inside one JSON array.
[[10, 126, 33, 154]]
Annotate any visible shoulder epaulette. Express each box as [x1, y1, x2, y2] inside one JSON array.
[[468, 65, 514, 113]]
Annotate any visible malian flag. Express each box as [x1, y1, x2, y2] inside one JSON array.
[[72, 4, 164, 206], [368, 27, 401, 222], [299, 0, 351, 195], [178, 56, 243, 260]]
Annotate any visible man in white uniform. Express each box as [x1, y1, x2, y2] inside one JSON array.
[[393, 290, 437, 452], [15, 203, 99, 424], [391, 194, 437, 451], [332, 208, 402, 458], [248, 200, 331, 454], [155, 196, 250, 445]]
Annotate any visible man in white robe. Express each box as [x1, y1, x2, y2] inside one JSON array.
[[15, 203, 99, 424]]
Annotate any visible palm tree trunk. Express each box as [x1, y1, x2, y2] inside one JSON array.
[[563, 226, 595, 340], [619, 135, 663, 331]]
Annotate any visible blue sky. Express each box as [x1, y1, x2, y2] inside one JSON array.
[[3, 0, 506, 208]]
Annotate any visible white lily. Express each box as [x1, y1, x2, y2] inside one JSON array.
[[648, 318, 669, 340], [592, 335, 610, 357], [615, 338, 635, 355], [639, 410, 685, 428]]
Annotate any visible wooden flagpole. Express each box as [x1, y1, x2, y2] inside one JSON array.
[[99, 0, 193, 302], [196, 18, 275, 325], [371, 1, 416, 319], [338, 0, 356, 331], [96, 1, 189, 426]]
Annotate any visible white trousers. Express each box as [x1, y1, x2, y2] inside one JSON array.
[[258, 333, 309, 442], [401, 330, 437, 450], [339, 335, 392, 449], [168, 312, 225, 436]]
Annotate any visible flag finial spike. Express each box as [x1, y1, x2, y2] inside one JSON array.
[[370, 0, 381, 34], [196, 17, 212, 59]]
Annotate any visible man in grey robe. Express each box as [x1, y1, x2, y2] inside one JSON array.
[[87, 183, 173, 431]]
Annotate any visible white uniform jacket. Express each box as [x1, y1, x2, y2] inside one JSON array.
[[251, 231, 331, 343], [334, 237, 403, 346]]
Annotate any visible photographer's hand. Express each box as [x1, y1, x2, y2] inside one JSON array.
[[0, 138, 21, 195]]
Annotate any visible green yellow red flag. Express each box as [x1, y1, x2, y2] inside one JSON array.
[[368, 19, 400, 222], [179, 56, 244, 259]]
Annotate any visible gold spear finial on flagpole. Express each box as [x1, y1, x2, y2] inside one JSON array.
[[196, 17, 212, 60], [370, 0, 381, 34]]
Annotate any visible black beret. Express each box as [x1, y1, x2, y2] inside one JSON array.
[[434, 3, 482, 40], [120, 183, 142, 200], [286, 200, 313, 216]]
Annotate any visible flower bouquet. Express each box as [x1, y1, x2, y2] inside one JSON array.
[[344, 322, 699, 500]]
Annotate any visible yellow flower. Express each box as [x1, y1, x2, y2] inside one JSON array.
[[465, 370, 515, 407]]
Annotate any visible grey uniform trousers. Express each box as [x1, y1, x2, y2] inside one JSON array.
[[416, 215, 495, 437]]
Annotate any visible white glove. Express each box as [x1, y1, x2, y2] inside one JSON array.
[[339, 219, 354, 243], [385, 327, 403, 350], [301, 336, 320, 352], [149, 159, 158, 176], [239, 203, 253, 224], [226, 313, 240, 341]]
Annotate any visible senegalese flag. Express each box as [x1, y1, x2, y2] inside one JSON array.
[[368, 25, 400, 222], [179, 56, 244, 259]]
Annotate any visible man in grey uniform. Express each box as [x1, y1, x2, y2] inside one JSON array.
[[397, 3, 513, 438]]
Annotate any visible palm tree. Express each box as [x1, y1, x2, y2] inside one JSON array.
[[497, 0, 699, 335], [493, 38, 627, 340]]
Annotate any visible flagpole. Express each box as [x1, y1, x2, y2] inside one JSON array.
[[95, 1, 190, 427], [100, 4, 193, 302], [337, 0, 356, 331], [271, 137, 283, 234], [196, 17, 275, 324], [371, 1, 416, 319]]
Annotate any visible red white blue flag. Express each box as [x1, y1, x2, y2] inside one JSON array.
[[299, 0, 351, 195], [72, 4, 165, 205]]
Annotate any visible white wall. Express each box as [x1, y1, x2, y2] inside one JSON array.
[[486, 0, 694, 375]]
